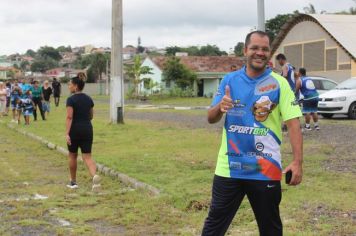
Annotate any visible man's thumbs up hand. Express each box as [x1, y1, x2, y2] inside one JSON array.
[[220, 85, 233, 113]]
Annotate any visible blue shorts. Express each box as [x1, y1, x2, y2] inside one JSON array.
[[302, 98, 318, 113], [11, 101, 21, 110], [42, 101, 50, 112], [23, 109, 33, 116]]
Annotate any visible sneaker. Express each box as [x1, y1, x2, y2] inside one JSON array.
[[66, 181, 78, 189], [92, 175, 101, 192], [304, 125, 312, 131], [314, 125, 320, 130]]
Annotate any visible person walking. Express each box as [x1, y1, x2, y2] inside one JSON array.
[[299, 68, 320, 131], [20, 90, 34, 125], [0, 82, 7, 117], [65, 73, 101, 191], [10, 81, 22, 123], [42, 80, 52, 117], [30, 80, 46, 121], [5, 82, 11, 116], [52, 77, 61, 107], [202, 31, 303, 236]]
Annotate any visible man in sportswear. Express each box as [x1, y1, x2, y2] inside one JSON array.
[[299, 68, 320, 131], [202, 31, 303, 236]]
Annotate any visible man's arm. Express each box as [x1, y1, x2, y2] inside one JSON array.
[[282, 64, 288, 78], [283, 118, 303, 185]]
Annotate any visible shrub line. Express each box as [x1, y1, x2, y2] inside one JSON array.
[[2, 121, 160, 196]]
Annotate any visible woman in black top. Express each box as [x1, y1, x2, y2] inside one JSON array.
[[42, 80, 52, 116], [65, 73, 101, 191]]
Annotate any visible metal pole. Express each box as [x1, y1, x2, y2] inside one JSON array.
[[257, 0, 265, 31], [110, 0, 124, 123]]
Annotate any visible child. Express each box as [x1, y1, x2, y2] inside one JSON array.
[[10, 84, 22, 123], [20, 90, 34, 125]]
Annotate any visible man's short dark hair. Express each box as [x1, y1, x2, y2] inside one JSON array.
[[276, 53, 286, 60], [245, 31, 270, 47], [299, 68, 306, 76]]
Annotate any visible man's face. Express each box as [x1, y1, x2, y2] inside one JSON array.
[[244, 34, 271, 72], [277, 58, 285, 66]]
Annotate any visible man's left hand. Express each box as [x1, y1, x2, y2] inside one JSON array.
[[283, 161, 303, 186]]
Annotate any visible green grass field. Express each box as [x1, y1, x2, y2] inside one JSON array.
[[1, 96, 355, 235]]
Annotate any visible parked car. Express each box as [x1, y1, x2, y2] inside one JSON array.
[[309, 76, 338, 94], [318, 77, 356, 119]]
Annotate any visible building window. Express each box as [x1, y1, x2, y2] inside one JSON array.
[[304, 41, 325, 71], [284, 44, 302, 70], [326, 48, 337, 71], [338, 64, 351, 70]]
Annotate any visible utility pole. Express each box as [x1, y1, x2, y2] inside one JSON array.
[[110, 0, 124, 123], [105, 59, 109, 95], [257, 0, 265, 31]]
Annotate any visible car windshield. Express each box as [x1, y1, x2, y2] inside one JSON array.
[[335, 78, 356, 90]]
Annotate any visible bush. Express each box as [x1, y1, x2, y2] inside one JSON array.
[[59, 76, 70, 83]]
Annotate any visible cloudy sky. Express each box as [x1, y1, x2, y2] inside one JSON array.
[[0, 0, 354, 55]]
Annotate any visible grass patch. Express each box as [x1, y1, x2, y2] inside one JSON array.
[[1, 97, 355, 235]]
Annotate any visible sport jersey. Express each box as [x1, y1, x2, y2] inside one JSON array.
[[211, 67, 302, 181], [66, 93, 94, 126], [300, 76, 319, 100], [20, 84, 32, 95], [283, 63, 295, 92], [10, 88, 20, 102], [30, 86, 42, 98], [21, 96, 33, 111]]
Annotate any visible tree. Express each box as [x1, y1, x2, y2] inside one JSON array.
[[165, 45, 227, 56], [20, 61, 30, 71], [72, 53, 110, 82], [234, 42, 245, 56], [30, 58, 58, 73], [25, 49, 36, 58], [303, 3, 316, 14], [90, 53, 107, 81], [185, 46, 200, 56], [162, 57, 197, 90], [265, 14, 295, 42], [125, 55, 153, 96], [165, 46, 182, 56], [199, 44, 227, 56], [57, 45, 72, 53], [38, 46, 62, 61]]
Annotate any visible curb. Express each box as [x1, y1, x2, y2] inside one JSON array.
[[133, 105, 209, 111], [2, 121, 160, 196]]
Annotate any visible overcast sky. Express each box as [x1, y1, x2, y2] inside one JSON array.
[[0, 0, 354, 55]]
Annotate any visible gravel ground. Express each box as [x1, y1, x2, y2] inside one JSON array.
[[127, 110, 356, 173]]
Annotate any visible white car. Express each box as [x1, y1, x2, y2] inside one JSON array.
[[318, 77, 356, 119], [309, 76, 338, 94]]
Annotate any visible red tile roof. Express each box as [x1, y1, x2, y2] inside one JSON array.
[[151, 56, 245, 73]]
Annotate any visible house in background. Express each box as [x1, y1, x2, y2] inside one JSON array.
[[271, 14, 356, 83], [0, 67, 8, 80], [140, 56, 244, 97], [123, 46, 137, 60]]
